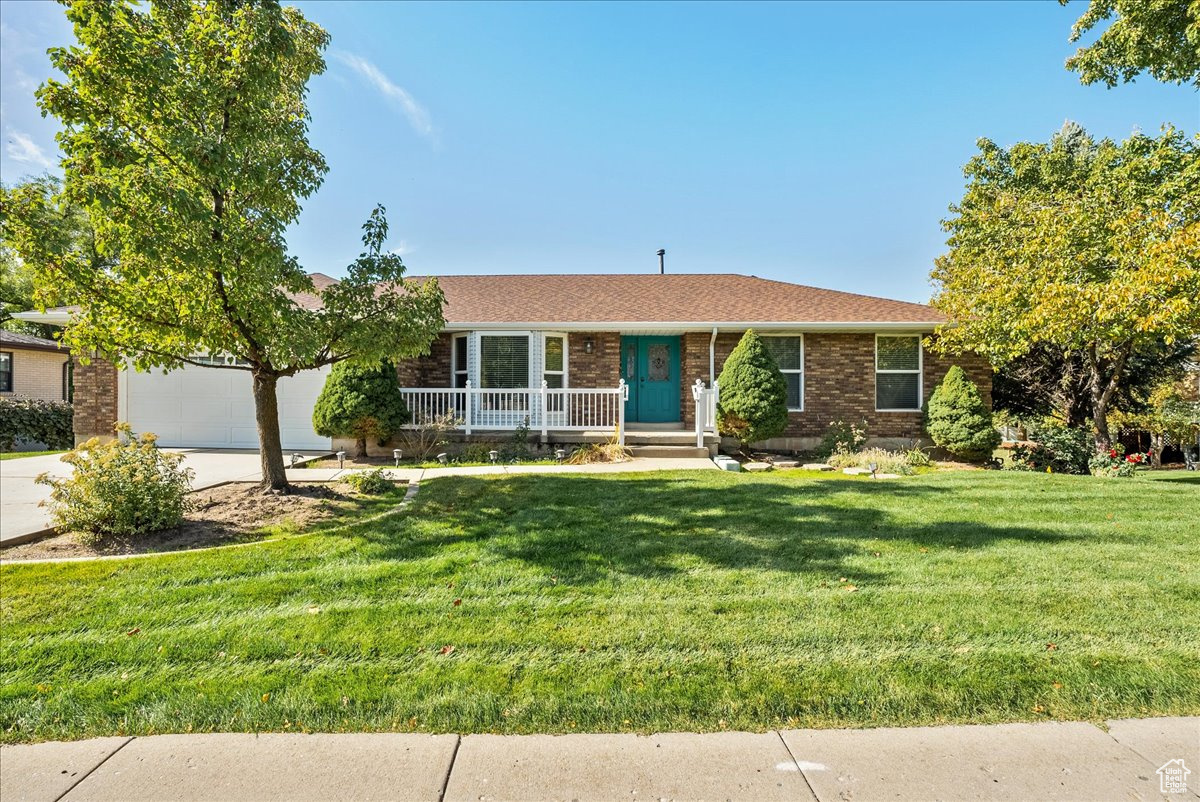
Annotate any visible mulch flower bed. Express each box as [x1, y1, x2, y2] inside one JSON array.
[[1, 481, 390, 562]]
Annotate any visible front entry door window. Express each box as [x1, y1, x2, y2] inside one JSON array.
[[621, 336, 681, 423]]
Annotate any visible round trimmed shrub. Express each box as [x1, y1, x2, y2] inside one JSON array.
[[37, 424, 195, 546], [716, 330, 789, 447], [924, 366, 1001, 461], [313, 360, 410, 458]]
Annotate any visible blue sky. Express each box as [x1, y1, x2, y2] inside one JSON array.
[[1, 1, 1195, 303]]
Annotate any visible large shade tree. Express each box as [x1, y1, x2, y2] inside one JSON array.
[[1063, 0, 1200, 88], [4, 0, 444, 489], [931, 122, 1200, 454]]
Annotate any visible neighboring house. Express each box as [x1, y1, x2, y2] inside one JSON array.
[[14, 273, 991, 452], [0, 330, 71, 403]]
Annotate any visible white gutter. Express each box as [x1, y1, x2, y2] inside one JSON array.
[[11, 309, 75, 326], [709, 327, 718, 385]]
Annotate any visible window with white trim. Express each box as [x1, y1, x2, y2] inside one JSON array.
[[542, 334, 566, 389], [763, 336, 803, 411], [875, 335, 922, 411], [479, 334, 530, 388], [451, 334, 468, 388], [0, 352, 12, 392]]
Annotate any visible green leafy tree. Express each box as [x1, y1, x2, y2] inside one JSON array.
[[716, 330, 789, 448], [924, 366, 1002, 461], [4, 0, 444, 489], [312, 360, 411, 458], [1063, 0, 1200, 87], [0, 175, 93, 338], [931, 123, 1200, 454]]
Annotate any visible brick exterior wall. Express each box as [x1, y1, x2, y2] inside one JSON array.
[[71, 354, 119, 444], [395, 333, 453, 388], [680, 331, 991, 448], [373, 329, 992, 451], [1, 347, 69, 403]]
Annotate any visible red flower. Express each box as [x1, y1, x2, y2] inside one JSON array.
[[1109, 448, 1117, 458]]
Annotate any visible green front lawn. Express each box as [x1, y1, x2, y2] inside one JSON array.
[[0, 450, 66, 461], [2, 470, 1197, 742]]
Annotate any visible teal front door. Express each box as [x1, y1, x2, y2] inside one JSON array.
[[621, 336, 681, 423]]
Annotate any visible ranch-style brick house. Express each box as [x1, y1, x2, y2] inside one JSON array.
[[21, 272, 991, 454]]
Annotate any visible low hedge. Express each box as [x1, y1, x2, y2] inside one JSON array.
[[0, 398, 74, 451]]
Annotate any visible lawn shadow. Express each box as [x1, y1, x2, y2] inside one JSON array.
[[334, 473, 1087, 586]]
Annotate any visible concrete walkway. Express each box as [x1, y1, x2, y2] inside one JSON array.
[[2, 718, 1195, 801], [287, 456, 716, 485]]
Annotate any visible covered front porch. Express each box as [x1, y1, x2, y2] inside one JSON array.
[[391, 328, 719, 448]]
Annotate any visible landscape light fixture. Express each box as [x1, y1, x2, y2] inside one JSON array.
[[290, 452, 301, 468], [489, 450, 499, 463], [437, 452, 449, 465], [393, 449, 402, 467], [555, 448, 567, 462], [868, 461, 878, 479], [336, 451, 346, 469]]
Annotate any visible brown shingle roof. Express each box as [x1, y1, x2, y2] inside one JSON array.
[[0, 330, 65, 352], [404, 273, 944, 328]]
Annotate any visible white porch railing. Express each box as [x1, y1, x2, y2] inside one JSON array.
[[398, 380, 630, 444], [692, 379, 720, 448]]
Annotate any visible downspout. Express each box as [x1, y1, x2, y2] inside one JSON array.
[[709, 327, 718, 386]]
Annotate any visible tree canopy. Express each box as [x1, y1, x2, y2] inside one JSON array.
[[931, 122, 1200, 453], [1063, 0, 1200, 87], [4, 0, 444, 488], [0, 175, 93, 339]]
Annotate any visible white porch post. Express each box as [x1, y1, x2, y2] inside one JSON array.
[[540, 380, 549, 440], [618, 379, 627, 446], [693, 379, 705, 448], [464, 380, 473, 435]]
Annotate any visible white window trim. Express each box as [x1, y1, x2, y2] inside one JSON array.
[[476, 331, 536, 389], [763, 333, 804, 412], [451, 333, 469, 388], [875, 334, 923, 412], [541, 332, 569, 388]]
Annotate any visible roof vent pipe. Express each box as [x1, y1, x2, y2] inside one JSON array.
[[657, 248, 665, 274]]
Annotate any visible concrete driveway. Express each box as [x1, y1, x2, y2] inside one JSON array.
[[0, 449, 327, 545]]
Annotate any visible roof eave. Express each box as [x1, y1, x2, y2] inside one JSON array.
[[441, 320, 947, 332]]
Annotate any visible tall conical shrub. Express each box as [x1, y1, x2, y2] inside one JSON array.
[[716, 330, 789, 447], [313, 360, 410, 458], [924, 365, 1001, 461]]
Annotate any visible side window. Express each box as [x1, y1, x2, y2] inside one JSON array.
[[452, 335, 468, 388], [0, 351, 12, 393], [875, 335, 922, 411], [763, 336, 803, 411]]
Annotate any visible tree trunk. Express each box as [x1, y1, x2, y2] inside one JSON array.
[[1086, 343, 1131, 456], [1151, 432, 1163, 468], [355, 437, 368, 459], [252, 369, 289, 491]]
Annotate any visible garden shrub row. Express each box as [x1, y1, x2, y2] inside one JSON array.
[[0, 398, 74, 451]]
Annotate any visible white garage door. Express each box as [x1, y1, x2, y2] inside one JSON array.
[[122, 364, 332, 450]]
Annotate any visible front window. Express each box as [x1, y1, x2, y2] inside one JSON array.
[[479, 335, 530, 388], [876, 335, 922, 411], [452, 334, 468, 388], [763, 336, 803, 411], [543, 335, 566, 389], [0, 352, 12, 392]]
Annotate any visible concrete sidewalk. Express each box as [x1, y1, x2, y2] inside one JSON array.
[[2, 718, 1195, 801]]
